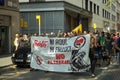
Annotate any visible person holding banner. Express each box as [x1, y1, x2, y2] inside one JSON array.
[[89, 34, 97, 77]]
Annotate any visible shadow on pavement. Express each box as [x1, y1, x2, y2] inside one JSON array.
[[0, 53, 12, 58]]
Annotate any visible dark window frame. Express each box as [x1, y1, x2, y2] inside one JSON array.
[[90, 1, 92, 12], [97, 5, 99, 15], [85, 0, 88, 10], [94, 3, 96, 14], [102, 9, 104, 17]]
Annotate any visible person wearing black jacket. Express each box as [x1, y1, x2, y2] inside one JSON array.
[[89, 35, 97, 77]]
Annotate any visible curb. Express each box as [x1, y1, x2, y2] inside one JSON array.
[[0, 64, 13, 69]]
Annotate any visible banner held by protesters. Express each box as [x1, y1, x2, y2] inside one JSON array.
[[30, 34, 90, 72]]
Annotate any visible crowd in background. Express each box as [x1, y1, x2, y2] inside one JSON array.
[[13, 30, 120, 77]]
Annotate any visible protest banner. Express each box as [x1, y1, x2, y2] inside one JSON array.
[[30, 34, 90, 72]]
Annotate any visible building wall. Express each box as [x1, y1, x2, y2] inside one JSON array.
[[20, 11, 64, 34], [46, 0, 83, 8], [19, 0, 83, 8], [20, 2, 66, 34], [59, 0, 116, 32], [0, 0, 19, 54], [19, 0, 118, 32], [116, 1, 120, 32], [20, 1, 92, 34], [87, 0, 117, 32]]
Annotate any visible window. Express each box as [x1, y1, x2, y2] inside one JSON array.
[[90, 1, 92, 12], [117, 13, 120, 21], [102, 8, 111, 20], [112, 15, 116, 21], [94, 3, 96, 14], [102, 0, 104, 3], [102, 0, 106, 4], [97, 6, 99, 15], [102, 0, 109, 4], [85, 0, 88, 10], [105, 0, 107, 4], [105, 10, 106, 18], [102, 9, 104, 17], [107, 12, 109, 19], [111, 4, 116, 11], [109, 13, 110, 20]]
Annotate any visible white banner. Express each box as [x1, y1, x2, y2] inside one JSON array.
[[30, 34, 91, 72]]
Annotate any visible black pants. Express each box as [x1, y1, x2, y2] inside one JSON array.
[[89, 48, 97, 74], [90, 58, 97, 74]]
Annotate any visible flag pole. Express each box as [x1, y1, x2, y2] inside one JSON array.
[[36, 15, 41, 35]]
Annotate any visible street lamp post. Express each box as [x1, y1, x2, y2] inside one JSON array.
[[36, 15, 41, 35], [93, 23, 97, 33]]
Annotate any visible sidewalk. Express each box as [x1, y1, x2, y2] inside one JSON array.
[[0, 54, 13, 68]]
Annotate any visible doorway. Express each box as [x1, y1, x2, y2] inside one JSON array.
[[0, 26, 9, 54]]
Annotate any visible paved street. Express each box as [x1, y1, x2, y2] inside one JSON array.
[[0, 54, 120, 80], [97, 63, 120, 80]]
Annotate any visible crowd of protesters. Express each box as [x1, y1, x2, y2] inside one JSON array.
[[13, 30, 120, 77]]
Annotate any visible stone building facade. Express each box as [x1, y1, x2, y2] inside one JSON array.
[[19, 0, 119, 33], [0, 0, 19, 54]]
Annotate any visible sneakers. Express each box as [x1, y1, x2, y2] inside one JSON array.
[[90, 74, 95, 77]]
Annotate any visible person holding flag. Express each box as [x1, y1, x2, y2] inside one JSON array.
[[72, 24, 83, 35]]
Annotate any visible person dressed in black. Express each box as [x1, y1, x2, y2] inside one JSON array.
[[89, 35, 97, 77], [105, 33, 114, 65]]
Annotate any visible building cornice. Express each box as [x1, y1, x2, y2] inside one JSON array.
[[20, 1, 92, 17]]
